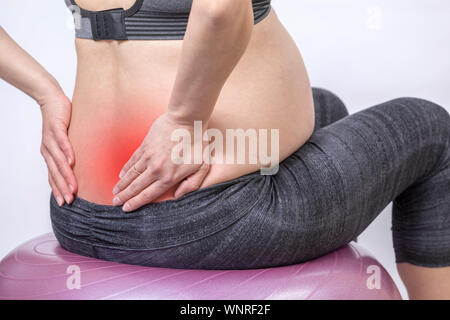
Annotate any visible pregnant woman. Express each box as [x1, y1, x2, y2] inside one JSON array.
[[0, 0, 449, 299]]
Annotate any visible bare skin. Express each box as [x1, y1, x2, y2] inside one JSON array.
[[71, 0, 315, 208], [397, 264, 450, 299], [0, 0, 448, 300]]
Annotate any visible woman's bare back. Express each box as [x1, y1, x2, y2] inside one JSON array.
[[70, 0, 314, 204]]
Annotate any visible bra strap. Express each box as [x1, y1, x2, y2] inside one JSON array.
[[88, 9, 127, 40]]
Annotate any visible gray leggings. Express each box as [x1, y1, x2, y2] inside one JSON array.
[[51, 88, 450, 269]]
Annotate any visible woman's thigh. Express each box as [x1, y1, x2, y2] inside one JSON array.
[[228, 96, 450, 268], [184, 96, 450, 269]]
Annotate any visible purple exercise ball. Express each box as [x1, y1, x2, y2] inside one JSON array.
[[0, 233, 401, 300]]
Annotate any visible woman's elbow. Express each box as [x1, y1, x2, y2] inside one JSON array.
[[196, 0, 253, 27]]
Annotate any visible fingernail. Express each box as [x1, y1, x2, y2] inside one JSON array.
[[113, 186, 119, 195], [67, 157, 72, 165], [56, 197, 64, 206], [113, 196, 121, 206], [175, 192, 184, 198], [64, 195, 71, 204], [69, 184, 75, 193], [123, 203, 131, 212]]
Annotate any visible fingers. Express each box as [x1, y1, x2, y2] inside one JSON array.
[[46, 138, 77, 192], [55, 127, 75, 167], [121, 180, 173, 212], [174, 162, 210, 198], [113, 158, 147, 196], [113, 162, 209, 212], [39, 97, 76, 204], [41, 124, 78, 204], [112, 164, 157, 207], [48, 174, 64, 206], [42, 148, 74, 204], [119, 148, 143, 179]]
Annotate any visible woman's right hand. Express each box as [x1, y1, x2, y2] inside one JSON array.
[[39, 92, 77, 206], [0, 27, 77, 205]]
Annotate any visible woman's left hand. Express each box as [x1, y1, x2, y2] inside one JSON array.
[[112, 113, 210, 212]]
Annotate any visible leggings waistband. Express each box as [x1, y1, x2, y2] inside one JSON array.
[[51, 168, 271, 250]]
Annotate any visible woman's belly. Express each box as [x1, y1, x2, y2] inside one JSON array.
[[68, 9, 314, 205]]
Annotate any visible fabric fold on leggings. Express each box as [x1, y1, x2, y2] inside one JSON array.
[[51, 170, 270, 250]]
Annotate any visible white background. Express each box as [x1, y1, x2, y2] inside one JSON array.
[[1, 0, 450, 300]]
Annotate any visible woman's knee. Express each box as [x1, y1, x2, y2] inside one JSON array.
[[392, 97, 450, 126], [312, 87, 349, 128], [390, 97, 450, 141]]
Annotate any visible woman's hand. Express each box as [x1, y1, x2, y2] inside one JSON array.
[[0, 28, 77, 206], [112, 113, 210, 212], [40, 93, 77, 206]]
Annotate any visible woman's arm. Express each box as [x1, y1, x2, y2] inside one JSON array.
[[0, 26, 77, 206], [167, 0, 255, 123], [113, 0, 254, 212], [0, 27, 61, 106]]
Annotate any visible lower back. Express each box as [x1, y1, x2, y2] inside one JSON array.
[[68, 9, 315, 205]]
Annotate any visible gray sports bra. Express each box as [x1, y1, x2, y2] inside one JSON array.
[[65, 0, 271, 40]]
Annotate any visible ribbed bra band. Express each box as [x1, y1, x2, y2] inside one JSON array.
[[65, 0, 272, 40]]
